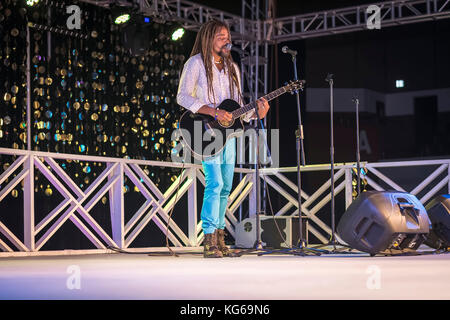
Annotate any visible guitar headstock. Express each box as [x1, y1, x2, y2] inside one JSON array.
[[285, 80, 305, 93]]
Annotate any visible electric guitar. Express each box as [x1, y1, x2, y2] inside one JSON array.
[[177, 80, 305, 160]]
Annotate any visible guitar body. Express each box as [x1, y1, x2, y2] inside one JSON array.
[[176, 80, 304, 161], [178, 99, 245, 160]]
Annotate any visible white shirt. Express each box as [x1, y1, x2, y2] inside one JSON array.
[[176, 53, 255, 122]]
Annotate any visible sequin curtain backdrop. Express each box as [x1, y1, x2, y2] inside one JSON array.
[[0, 0, 190, 249]]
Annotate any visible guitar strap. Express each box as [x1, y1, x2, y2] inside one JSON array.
[[230, 64, 246, 113]]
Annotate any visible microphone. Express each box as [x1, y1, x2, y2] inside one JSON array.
[[282, 46, 297, 56], [224, 43, 232, 51]]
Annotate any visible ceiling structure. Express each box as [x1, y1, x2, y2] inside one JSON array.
[[80, 0, 450, 42], [76, 0, 450, 103]]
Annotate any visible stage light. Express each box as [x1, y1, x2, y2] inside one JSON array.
[[171, 27, 185, 41], [115, 13, 130, 25], [26, 0, 40, 6], [396, 80, 404, 88], [110, 2, 135, 25]]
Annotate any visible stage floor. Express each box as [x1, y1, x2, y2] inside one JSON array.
[[0, 248, 449, 300]]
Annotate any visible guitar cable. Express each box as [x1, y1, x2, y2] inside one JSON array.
[[257, 118, 292, 249]]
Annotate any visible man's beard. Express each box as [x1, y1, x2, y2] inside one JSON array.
[[218, 47, 230, 58]]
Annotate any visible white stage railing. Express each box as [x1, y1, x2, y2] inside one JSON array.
[[0, 147, 449, 255], [0, 147, 254, 255]]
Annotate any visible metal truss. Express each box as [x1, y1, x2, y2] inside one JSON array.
[[238, 0, 269, 101], [266, 0, 450, 42], [138, 0, 259, 41], [78, 0, 450, 97], [79, 0, 259, 42], [138, 0, 269, 102], [238, 0, 271, 222], [81, 0, 450, 42], [78, 0, 267, 99]]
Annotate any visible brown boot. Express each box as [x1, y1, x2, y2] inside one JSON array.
[[216, 229, 239, 257], [203, 232, 223, 258]]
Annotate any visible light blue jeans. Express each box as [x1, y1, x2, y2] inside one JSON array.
[[200, 138, 236, 235]]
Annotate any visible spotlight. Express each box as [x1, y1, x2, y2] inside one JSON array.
[[26, 0, 40, 6], [115, 13, 130, 25], [110, 1, 137, 25], [171, 27, 185, 41]]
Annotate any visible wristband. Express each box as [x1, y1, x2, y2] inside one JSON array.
[[214, 109, 219, 120]]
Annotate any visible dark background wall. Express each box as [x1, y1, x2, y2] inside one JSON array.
[[267, 18, 450, 168], [303, 20, 450, 92]]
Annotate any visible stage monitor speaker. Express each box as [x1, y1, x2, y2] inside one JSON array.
[[337, 191, 430, 255], [234, 216, 308, 249], [424, 195, 450, 249]]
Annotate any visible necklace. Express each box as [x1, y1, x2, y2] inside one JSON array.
[[214, 58, 223, 64]]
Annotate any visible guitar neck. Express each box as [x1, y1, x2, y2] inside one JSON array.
[[232, 87, 287, 118]]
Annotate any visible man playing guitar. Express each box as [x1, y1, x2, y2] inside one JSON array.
[[177, 19, 270, 258]]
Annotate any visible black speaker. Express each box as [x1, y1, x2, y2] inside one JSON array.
[[424, 195, 450, 249], [337, 191, 431, 255], [234, 216, 308, 249]]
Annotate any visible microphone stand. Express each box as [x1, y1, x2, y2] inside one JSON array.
[[235, 99, 281, 256], [258, 49, 324, 256], [314, 74, 353, 253], [354, 97, 361, 195], [254, 101, 264, 250]]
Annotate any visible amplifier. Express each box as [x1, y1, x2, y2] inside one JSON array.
[[234, 216, 308, 249]]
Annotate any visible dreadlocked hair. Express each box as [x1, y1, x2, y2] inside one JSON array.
[[190, 19, 242, 106]]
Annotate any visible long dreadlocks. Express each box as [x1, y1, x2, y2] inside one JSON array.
[[189, 19, 242, 106]]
